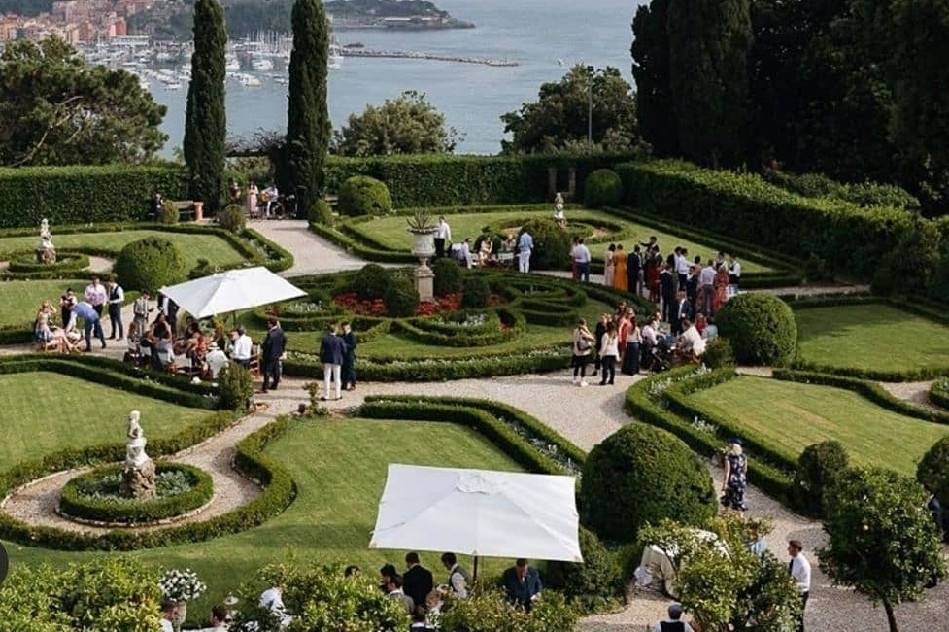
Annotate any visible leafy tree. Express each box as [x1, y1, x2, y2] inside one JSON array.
[[0, 37, 166, 166], [819, 467, 946, 632], [285, 0, 331, 212], [333, 91, 460, 156], [500, 66, 642, 154], [630, 0, 678, 156], [184, 0, 227, 212], [667, 0, 753, 168], [438, 589, 579, 632]]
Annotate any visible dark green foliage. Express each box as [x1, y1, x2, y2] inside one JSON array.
[[929, 243, 949, 302], [334, 91, 460, 156], [518, 218, 572, 271], [461, 275, 491, 308], [580, 423, 717, 543], [184, 0, 227, 212], [337, 175, 393, 216], [791, 441, 849, 517], [350, 264, 391, 300], [114, 237, 186, 294], [667, 0, 752, 167], [217, 204, 246, 233], [219, 361, 255, 410], [549, 527, 623, 613], [285, 0, 330, 211], [763, 170, 919, 210], [583, 169, 624, 208], [308, 198, 333, 225], [631, 0, 678, 156], [876, 219, 943, 297], [702, 337, 735, 369], [383, 275, 419, 317], [917, 435, 949, 535], [157, 200, 179, 224], [59, 463, 213, 524], [716, 293, 797, 366], [803, 253, 832, 283], [432, 257, 463, 296]]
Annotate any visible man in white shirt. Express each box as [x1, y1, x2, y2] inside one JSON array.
[[229, 328, 253, 367], [676, 318, 706, 360], [434, 216, 452, 258], [698, 261, 716, 314], [573, 238, 592, 282], [517, 231, 534, 274], [653, 603, 695, 632], [159, 600, 178, 632], [84, 276, 108, 316], [259, 584, 292, 626], [729, 254, 742, 289], [206, 342, 229, 378], [441, 552, 469, 599], [457, 238, 473, 269], [383, 575, 415, 615], [263, 184, 279, 217], [675, 247, 691, 288], [788, 540, 811, 632]]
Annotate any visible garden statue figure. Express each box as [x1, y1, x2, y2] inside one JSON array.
[[120, 410, 156, 499], [553, 193, 566, 228], [36, 218, 56, 264]]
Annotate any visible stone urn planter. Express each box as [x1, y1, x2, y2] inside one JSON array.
[[409, 228, 436, 260]]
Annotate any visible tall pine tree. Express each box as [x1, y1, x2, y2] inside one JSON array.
[[184, 0, 226, 213], [667, 0, 752, 168], [286, 0, 330, 214], [631, 0, 678, 157]]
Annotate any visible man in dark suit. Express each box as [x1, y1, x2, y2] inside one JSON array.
[[503, 559, 542, 611], [672, 290, 692, 336], [261, 317, 287, 392], [403, 552, 434, 611], [319, 323, 347, 401], [627, 246, 642, 296], [659, 263, 676, 326]]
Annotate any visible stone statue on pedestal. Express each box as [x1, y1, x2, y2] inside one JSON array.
[[120, 410, 156, 499], [553, 193, 566, 227], [36, 218, 56, 264]]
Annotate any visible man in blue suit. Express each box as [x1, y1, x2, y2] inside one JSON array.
[[67, 301, 106, 352], [503, 559, 542, 611], [319, 323, 347, 401]]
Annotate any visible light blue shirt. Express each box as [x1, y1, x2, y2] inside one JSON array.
[[67, 302, 99, 330], [518, 233, 534, 251]]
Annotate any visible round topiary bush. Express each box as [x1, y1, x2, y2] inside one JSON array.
[[461, 275, 491, 308], [219, 361, 255, 411], [549, 527, 623, 613], [217, 204, 246, 234], [384, 275, 420, 317], [701, 337, 735, 369], [158, 200, 180, 225], [917, 435, 949, 537], [309, 199, 334, 225], [583, 169, 624, 208], [791, 441, 850, 517], [580, 423, 717, 543], [518, 218, 572, 271], [716, 293, 797, 366], [432, 257, 463, 297], [350, 264, 392, 300], [338, 176, 392, 216], [114, 237, 186, 294]]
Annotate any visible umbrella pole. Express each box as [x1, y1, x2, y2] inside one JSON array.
[[473, 555, 479, 582]]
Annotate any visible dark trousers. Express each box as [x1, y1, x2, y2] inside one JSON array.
[[796, 591, 808, 632], [622, 342, 640, 375], [662, 294, 676, 325], [92, 304, 103, 316], [434, 238, 445, 258], [108, 304, 123, 339], [598, 356, 616, 384], [342, 358, 356, 387], [576, 261, 590, 282], [678, 273, 688, 289], [84, 318, 105, 351], [60, 308, 70, 328], [262, 357, 281, 390], [572, 354, 589, 378]]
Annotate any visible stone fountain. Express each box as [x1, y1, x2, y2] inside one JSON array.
[[119, 410, 156, 499], [35, 218, 56, 264]]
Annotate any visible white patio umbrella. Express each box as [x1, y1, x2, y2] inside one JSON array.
[[158, 266, 306, 319], [369, 464, 583, 576]]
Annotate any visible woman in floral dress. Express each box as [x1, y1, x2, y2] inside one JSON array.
[[722, 439, 748, 512]]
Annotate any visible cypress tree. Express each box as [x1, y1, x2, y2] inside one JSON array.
[[286, 0, 330, 214], [631, 0, 679, 157], [184, 0, 226, 212], [667, 0, 752, 168]]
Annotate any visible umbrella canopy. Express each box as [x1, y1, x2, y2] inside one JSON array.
[[159, 267, 306, 319], [369, 464, 583, 563]]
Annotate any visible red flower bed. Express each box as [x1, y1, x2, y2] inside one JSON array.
[[333, 292, 467, 317]]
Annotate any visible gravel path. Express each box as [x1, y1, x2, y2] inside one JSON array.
[[0, 388, 306, 533], [881, 380, 940, 411], [86, 255, 113, 274], [249, 219, 367, 275]]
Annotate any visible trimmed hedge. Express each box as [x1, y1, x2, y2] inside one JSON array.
[[338, 176, 393, 216], [580, 422, 717, 543], [461, 275, 491, 308], [716, 293, 797, 366], [384, 275, 420, 317], [616, 159, 931, 280], [790, 441, 849, 518], [917, 435, 949, 537], [114, 237, 186, 294], [59, 463, 214, 525], [432, 257, 463, 296], [350, 263, 392, 300], [518, 218, 572, 271], [583, 169, 624, 208], [933, 378, 949, 410]]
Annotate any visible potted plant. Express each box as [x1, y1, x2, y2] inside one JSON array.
[[407, 209, 436, 259]]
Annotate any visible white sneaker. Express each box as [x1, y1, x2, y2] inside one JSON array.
[[572, 377, 580, 385], [579, 380, 589, 387]]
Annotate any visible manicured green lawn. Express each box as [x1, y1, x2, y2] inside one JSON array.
[[0, 278, 86, 328], [689, 376, 949, 475], [0, 372, 213, 470], [795, 304, 949, 375], [352, 207, 774, 272], [7, 418, 526, 623], [0, 230, 246, 270]]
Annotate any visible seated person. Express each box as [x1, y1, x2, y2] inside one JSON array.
[[477, 235, 494, 266], [676, 318, 706, 361], [48, 326, 81, 353], [34, 301, 54, 347], [205, 342, 228, 379], [262, 184, 279, 217]]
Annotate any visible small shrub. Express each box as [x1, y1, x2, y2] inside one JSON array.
[[917, 435, 949, 537], [114, 237, 186, 294], [219, 361, 254, 411], [158, 200, 179, 224], [384, 275, 420, 317], [580, 423, 717, 543], [519, 218, 572, 271], [438, 589, 578, 632], [584, 169, 624, 208], [309, 199, 333, 225], [716, 293, 797, 366], [928, 244, 949, 302], [338, 175, 392, 216], [433, 257, 463, 296], [188, 258, 214, 279], [350, 264, 392, 300], [702, 337, 735, 369], [217, 204, 246, 233], [791, 441, 849, 517], [461, 275, 491, 308], [549, 527, 623, 613]]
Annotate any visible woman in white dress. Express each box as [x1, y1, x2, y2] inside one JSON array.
[[247, 183, 259, 217], [604, 243, 616, 287]]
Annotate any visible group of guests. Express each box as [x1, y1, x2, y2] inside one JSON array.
[[434, 216, 524, 271], [34, 276, 125, 353], [570, 302, 715, 386], [242, 181, 282, 219], [317, 322, 357, 401]]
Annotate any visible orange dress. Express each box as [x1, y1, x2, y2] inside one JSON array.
[[613, 249, 628, 292], [713, 266, 730, 313]]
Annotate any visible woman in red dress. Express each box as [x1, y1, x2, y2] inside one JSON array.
[[712, 262, 730, 314]]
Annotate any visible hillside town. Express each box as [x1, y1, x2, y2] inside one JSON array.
[[0, 0, 144, 43]]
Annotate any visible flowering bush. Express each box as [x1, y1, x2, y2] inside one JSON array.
[[159, 568, 207, 602]]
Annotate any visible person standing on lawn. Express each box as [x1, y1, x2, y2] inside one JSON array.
[[517, 230, 534, 273], [573, 238, 592, 283], [341, 321, 357, 391], [106, 277, 124, 340], [84, 276, 107, 317], [261, 317, 287, 392], [434, 216, 451, 258], [319, 323, 346, 401]]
